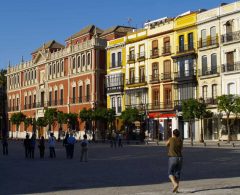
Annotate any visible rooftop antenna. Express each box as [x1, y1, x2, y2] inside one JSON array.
[[21, 56, 24, 64], [127, 17, 132, 27], [8, 60, 11, 68]]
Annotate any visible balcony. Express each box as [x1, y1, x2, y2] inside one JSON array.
[[204, 98, 217, 106], [221, 62, 240, 73], [162, 46, 171, 56], [137, 52, 145, 61], [221, 30, 240, 44], [125, 103, 147, 111], [110, 61, 122, 69], [198, 37, 219, 49], [173, 44, 196, 58], [148, 102, 174, 111], [127, 54, 135, 63], [199, 66, 220, 77], [107, 85, 124, 93], [161, 72, 172, 81], [174, 70, 196, 81], [126, 76, 147, 86], [150, 49, 159, 58], [149, 74, 160, 83]]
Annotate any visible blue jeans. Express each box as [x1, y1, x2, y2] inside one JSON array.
[[168, 157, 183, 180]]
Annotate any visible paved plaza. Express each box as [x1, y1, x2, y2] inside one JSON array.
[[0, 140, 240, 195]]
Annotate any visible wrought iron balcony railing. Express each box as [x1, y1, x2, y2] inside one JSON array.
[[137, 52, 145, 61], [198, 37, 219, 48], [221, 62, 240, 73], [162, 46, 171, 55], [221, 30, 240, 43], [198, 66, 220, 77], [126, 76, 147, 85], [176, 44, 195, 54], [110, 61, 122, 69], [149, 74, 160, 83], [174, 70, 196, 80], [127, 54, 135, 63], [150, 49, 159, 58], [161, 72, 172, 81]]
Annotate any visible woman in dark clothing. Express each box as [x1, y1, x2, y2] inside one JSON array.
[[29, 134, 36, 159], [166, 129, 183, 193], [63, 133, 70, 158], [38, 136, 45, 158], [24, 134, 30, 158]]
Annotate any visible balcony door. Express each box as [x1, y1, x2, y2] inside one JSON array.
[[152, 40, 158, 56], [164, 86, 172, 108], [179, 35, 184, 52], [152, 63, 159, 80], [129, 69, 135, 84], [41, 91, 44, 107], [211, 54, 217, 74], [163, 60, 171, 80], [188, 33, 194, 50], [202, 56, 207, 75], [226, 52, 234, 71], [139, 66, 145, 82]]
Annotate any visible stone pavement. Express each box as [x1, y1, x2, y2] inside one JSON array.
[[0, 141, 240, 195]]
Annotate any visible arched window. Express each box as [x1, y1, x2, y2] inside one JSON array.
[[77, 55, 81, 68], [202, 55, 207, 76], [211, 54, 217, 73], [227, 82, 235, 95], [201, 29, 206, 47], [72, 57, 76, 69], [82, 55, 85, 67], [210, 26, 216, 44], [57, 62, 60, 73], [53, 64, 56, 74], [61, 61, 64, 72]]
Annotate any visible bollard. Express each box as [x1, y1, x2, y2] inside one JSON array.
[[204, 142, 206, 147], [232, 143, 235, 147], [217, 142, 220, 147]]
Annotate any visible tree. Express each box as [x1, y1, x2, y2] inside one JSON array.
[[182, 99, 199, 146], [65, 113, 78, 130], [10, 112, 26, 138], [36, 117, 47, 137], [217, 94, 235, 143], [57, 111, 67, 139], [195, 98, 212, 143], [24, 118, 32, 132], [79, 108, 92, 135], [105, 108, 116, 135], [120, 107, 139, 138], [44, 108, 57, 132]]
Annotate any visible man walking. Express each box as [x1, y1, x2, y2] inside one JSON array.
[[48, 133, 56, 158], [166, 129, 183, 193], [80, 134, 89, 162]]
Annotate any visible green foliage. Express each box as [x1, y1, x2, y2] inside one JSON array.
[[36, 117, 47, 128], [65, 113, 78, 129], [182, 99, 199, 121], [79, 108, 92, 123], [10, 112, 26, 127], [44, 108, 57, 129], [57, 111, 67, 126], [120, 107, 139, 125], [24, 118, 32, 130], [0, 69, 7, 87], [217, 94, 235, 115]]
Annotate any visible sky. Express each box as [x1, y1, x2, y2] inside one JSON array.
[[0, 0, 236, 69]]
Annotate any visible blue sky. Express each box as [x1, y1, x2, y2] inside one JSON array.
[[0, 0, 235, 69]]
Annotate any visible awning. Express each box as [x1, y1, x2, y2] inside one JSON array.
[[148, 112, 176, 118]]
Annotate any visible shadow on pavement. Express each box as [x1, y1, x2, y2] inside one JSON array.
[[0, 140, 239, 194]]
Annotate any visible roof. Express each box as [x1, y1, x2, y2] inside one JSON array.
[[32, 40, 64, 54], [100, 26, 134, 36], [66, 25, 103, 41]]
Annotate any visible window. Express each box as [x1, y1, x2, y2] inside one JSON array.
[[152, 63, 159, 79], [152, 40, 158, 56], [41, 92, 44, 107], [227, 83, 235, 95], [24, 96, 27, 109], [61, 61, 64, 72], [49, 91, 52, 106], [226, 21, 233, 42], [33, 95, 36, 108], [57, 62, 59, 73], [53, 64, 56, 74], [202, 56, 207, 75], [129, 69, 135, 84], [72, 87, 76, 104], [179, 35, 184, 52], [79, 86, 82, 103], [117, 97, 122, 113], [111, 97, 116, 111], [87, 53, 91, 65], [212, 84, 217, 100], [86, 84, 90, 101], [188, 32, 194, 50], [226, 52, 234, 71], [153, 89, 159, 106], [16, 98, 19, 110], [60, 89, 63, 105], [117, 52, 121, 67], [164, 87, 172, 107], [139, 45, 145, 58], [211, 54, 217, 73], [72, 58, 76, 69], [82, 55, 85, 67], [163, 37, 170, 54], [210, 26, 216, 44], [129, 47, 135, 60], [202, 85, 208, 100], [55, 90, 57, 105], [139, 67, 145, 82], [111, 53, 116, 68], [29, 95, 32, 109], [201, 29, 207, 47], [163, 60, 171, 79]]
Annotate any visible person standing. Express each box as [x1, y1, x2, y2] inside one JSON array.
[[48, 133, 56, 158], [80, 134, 89, 162], [166, 129, 183, 193], [67, 132, 76, 159], [23, 134, 30, 158], [2, 136, 8, 155], [63, 133, 70, 158], [38, 136, 45, 158], [29, 134, 36, 159]]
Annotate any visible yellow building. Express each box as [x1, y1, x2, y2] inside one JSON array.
[[171, 11, 199, 139], [145, 17, 177, 140], [106, 36, 128, 131]]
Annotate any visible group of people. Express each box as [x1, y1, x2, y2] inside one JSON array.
[[110, 132, 123, 148], [22, 132, 89, 162]]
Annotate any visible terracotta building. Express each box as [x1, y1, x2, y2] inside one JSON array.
[[6, 25, 133, 139]]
